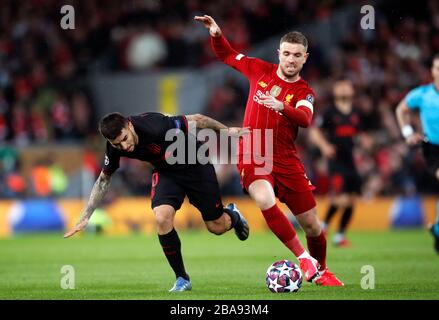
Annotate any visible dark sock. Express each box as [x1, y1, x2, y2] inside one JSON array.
[[339, 206, 353, 233], [224, 207, 239, 228], [324, 204, 338, 225], [158, 229, 189, 280]]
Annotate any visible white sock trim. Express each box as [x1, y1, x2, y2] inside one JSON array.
[[298, 251, 311, 259]]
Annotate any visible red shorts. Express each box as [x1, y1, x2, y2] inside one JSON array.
[[238, 163, 316, 215]]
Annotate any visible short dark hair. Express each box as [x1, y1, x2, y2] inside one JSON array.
[[433, 53, 439, 64], [99, 112, 129, 140], [280, 31, 308, 50]]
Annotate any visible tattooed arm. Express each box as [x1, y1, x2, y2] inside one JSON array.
[[63, 171, 112, 238], [185, 113, 250, 137]]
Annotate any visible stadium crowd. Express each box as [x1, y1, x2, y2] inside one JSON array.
[[0, 0, 438, 198]]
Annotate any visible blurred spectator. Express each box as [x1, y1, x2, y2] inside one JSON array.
[[29, 156, 68, 198]]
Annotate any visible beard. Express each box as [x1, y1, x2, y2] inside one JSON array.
[[280, 64, 301, 80]]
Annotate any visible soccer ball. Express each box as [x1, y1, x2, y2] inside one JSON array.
[[265, 260, 303, 293]]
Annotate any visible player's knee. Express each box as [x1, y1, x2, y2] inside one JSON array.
[[248, 181, 276, 210], [297, 210, 321, 236], [154, 208, 174, 230], [302, 223, 321, 237], [336, 194, 350, 207], [251, 191, 275, 210]]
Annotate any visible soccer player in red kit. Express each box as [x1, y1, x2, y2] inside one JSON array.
[[195, 15, 343, 286]]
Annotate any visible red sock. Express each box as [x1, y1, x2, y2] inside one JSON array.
[[306, 231, 327, 270], [262, 205, 305, 257]]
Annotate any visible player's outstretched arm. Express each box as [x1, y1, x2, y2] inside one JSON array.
[[186, 113, 250, 137], [194, 15, 222, 37], [395, 98, 423, 145], [195, 14, 269, 77], [63, 171, 112, 238]]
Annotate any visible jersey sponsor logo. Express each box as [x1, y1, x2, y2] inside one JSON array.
[[104, 154, 109, 166], [285, 94, 294, 104], [235, 53, 245, 61], [270, 85, 282, 98], [253, 90, 264, 105], [306, 94, 314, 104], [253, 90, 282, 114], [258, 81, 268, 88]]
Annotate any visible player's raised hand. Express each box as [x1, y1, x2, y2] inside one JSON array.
[[194, 15, 222, 37], [227, 127, 251, 137], [64, 218, 89, 238], [405, 132, 424, 146], [260, 92, 284, 112]]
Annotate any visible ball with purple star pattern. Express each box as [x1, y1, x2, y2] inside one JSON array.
[[265, 260, 303, 293]]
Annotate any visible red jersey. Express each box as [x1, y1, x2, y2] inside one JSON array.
[[212, 35, 315, 174]]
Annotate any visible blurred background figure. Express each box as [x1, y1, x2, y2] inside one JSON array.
[[309, 78, 362, 247], [395, 53, 439, 254]]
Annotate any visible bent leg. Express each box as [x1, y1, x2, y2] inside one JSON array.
[[248, 179, 305, 257], [282, 190, 326, 271], [338, 193, 355, 235]]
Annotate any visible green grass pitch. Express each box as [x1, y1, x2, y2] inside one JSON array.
[[0, 229, 438, 300]]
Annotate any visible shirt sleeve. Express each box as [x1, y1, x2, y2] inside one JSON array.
[[211, 34, 272, 78], [282, 87, 315, 127], [102, 142, 120, 175], [405, 86, 424, 110]]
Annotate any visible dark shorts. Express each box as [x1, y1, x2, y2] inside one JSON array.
[[328, 167, 362, 195], [150, 163, 224, 221], [422, 141, 439, 177]]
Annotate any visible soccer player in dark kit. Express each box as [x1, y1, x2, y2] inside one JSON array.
[[310, 78, 362, 247], [64, 112, 250, 292], [195, 15, 343, 286]]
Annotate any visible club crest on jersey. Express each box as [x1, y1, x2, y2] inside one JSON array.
[[306, 94, 314, 104], [258, 81, 268, 88], [285, 94, 294, 103], [270, 85, 282, 98]]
